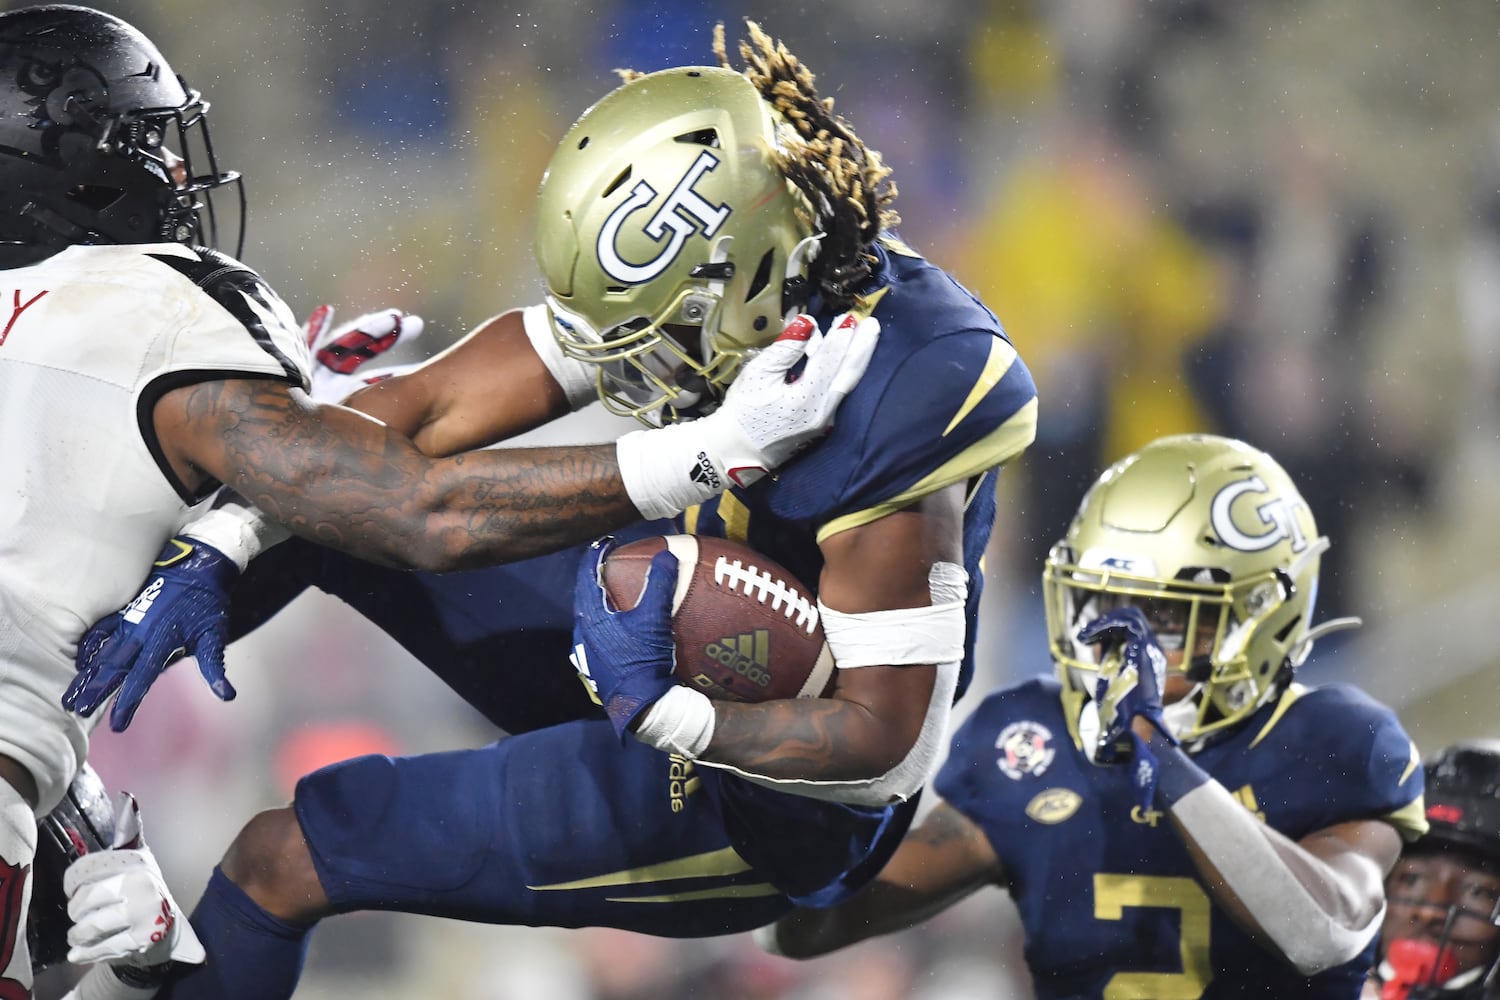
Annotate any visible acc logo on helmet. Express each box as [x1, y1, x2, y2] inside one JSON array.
[[596, 151, 731, 284], [1210, 476, 1309, 553]]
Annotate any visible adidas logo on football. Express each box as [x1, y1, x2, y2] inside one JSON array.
[[704, 630, 773, 689], [689, 451, 722, 491]]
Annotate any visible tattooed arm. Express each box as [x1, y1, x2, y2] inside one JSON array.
[[152, 306, 872, 571], [763, 799, 1005, 957], [695, 483, 965, 784], [153, 376, 637, 571]]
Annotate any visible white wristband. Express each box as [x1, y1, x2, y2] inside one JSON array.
[[615, 425, 733, 521], [633, 685, 716, 758], [180, 499, 290, 571]]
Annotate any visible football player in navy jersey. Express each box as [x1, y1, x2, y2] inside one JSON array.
[[1368, 741, 1500, 999], [0, 5, 866, 997], [63, 21, 1037, 1000], [763, 434, 1427, 1000]]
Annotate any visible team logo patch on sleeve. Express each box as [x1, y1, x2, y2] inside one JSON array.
[[995, 721, 1056, 779]]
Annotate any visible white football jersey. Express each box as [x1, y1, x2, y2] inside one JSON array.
[[0, 243, 310, 812]]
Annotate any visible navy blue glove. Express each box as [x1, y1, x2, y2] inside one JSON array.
[[64, 537, 240, 732], [1078, 607, 1177, 808], [570, 537, 679, 740]]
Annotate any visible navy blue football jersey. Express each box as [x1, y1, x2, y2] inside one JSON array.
[[682, 237, 1038, 702], [936, 677, 1427, 999], [679, 239, 1035, 905]]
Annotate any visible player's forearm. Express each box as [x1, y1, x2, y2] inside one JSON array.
[[236, 437, 640, 572], [339, 306, 583, 456], [685, 568, 968, 802], [763, 881, 937, 958], [706, 694, 910, 782], [1153, 735, 1387, 974], [687, 662, 955, 807], [765, 802, 1002, 958], [195, 381, 646, 571]]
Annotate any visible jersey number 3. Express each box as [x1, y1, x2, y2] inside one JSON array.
[[1094, 873, 1212, 999]]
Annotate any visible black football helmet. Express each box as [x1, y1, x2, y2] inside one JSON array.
[[0, 4, 243, 268], [30, 762, 116, 973], [1386, 741, 1500, 1000]]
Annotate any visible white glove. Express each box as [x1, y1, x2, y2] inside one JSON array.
[[616, 312, 880, 519], [302, 304, 426, 403], [64, 794, 206, 970]]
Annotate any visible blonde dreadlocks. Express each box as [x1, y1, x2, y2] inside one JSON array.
[[719, 21, 899, 310], [617, 21, 901, 311]]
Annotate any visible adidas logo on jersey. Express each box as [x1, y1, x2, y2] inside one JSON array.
[[689, 450, 721, 491], [703, 630, 773, 689], [122, 577, 166, 624], [668, 754, 700, 813]]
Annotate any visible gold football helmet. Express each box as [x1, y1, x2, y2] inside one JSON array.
[[1043, 434, 1359, 745], [534, 66, 817, 423]]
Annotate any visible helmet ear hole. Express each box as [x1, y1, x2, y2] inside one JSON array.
[[746, 249, 775, 301], [674, 128, 720, 148], [602, 167, 632, 198]]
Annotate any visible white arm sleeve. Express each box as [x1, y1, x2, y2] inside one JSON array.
[[1169, 780, 1384, 974], [698, 562, 968, 807], [521, 303, 597, 411]]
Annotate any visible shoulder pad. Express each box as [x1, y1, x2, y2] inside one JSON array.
[[147, 247, 307, 382]]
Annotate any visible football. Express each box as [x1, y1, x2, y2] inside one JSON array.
[[601, 535, 833, 703]]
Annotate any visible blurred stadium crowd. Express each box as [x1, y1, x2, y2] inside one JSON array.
[[54, 0, 1500, 997]]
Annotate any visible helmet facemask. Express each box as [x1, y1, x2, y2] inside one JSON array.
[[146, 88, 244, 255], [76, 84, 245, 254], [548, 229, 818, 423], [1045, 545, 1296, 744]]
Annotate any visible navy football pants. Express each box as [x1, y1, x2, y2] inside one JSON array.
[[294, 720, 796, 936]]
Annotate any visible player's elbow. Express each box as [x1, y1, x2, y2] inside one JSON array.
[[1265, 908, 1382, 976], [383, 543, 447, 573], [388, 522, 469, 573], [1281, 939, 1367, 977], [754, 914, 842, 961]]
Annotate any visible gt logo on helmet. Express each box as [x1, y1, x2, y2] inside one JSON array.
[[596, 150, 731, 284], [1210, 476, 1309, 553]]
